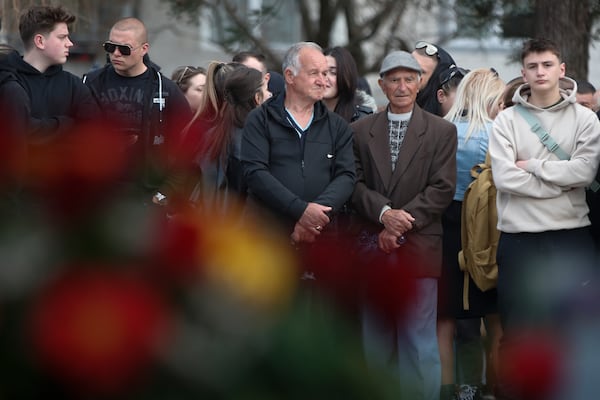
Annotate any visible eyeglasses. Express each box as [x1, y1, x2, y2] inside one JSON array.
[[439, 65, 469, 88], [415, 41, 438, 57], [102, 41, 142, 56]]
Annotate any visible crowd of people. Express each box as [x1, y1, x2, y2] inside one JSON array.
[[2, 4, 600, 400]]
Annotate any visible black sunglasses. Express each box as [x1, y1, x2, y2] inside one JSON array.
[[103, 41, 136, 56], [415, 41, 439, 57], [439, 65, 470, 88]]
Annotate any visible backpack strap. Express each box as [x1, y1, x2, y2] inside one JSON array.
[[515, 104, 600, 192], [514, 104, 570, 160]]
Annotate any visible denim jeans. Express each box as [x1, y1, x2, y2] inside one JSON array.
[[361, 277, 441, 400]]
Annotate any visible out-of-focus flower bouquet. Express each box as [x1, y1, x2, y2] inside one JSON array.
[[0, 123, 404, 399]]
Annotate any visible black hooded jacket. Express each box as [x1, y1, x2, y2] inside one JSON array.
[[0, 67, 30, 209], [1, 50, 100, 138], [0, 68, 30, 137], [83, 59, 192, 193], [415, 45, 456, 117]]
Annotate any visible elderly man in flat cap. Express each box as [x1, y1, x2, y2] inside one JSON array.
[[350, 50, 457, 400]]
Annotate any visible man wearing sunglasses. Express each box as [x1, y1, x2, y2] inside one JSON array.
[[0, 5, 100, 140], [83, 17, 191, 203]]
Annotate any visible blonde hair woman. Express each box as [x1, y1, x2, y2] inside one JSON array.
[[438, 68, 505, 400]]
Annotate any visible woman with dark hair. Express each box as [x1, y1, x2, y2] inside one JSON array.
[[171, 65, 206, 114], [198, 66, 265, 202], [200, 68, 264, 195], [322, 46, 376, 122], [155, 61, 244, 208], [412, 41, 456, 116], [436, 64, 469, 117], [187, 61, 243, 133]]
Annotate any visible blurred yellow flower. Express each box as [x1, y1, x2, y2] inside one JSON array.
[[192, 209, 299, 313]]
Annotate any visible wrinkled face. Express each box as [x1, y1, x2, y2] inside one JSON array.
[[42, 22, 73, 65], [184, 73, 206, 112], [378, 67, 420, 114], [107, 28, 148, 77], [521, 50, 565, 95], [323, 55, 338, 100], [286, 47, 328, 103], [411, 51, 437, 89]]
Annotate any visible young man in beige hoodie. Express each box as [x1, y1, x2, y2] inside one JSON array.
[[490, 38, 600, 399]]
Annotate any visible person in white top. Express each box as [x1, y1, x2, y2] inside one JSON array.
[[490, 38, 600, 399]]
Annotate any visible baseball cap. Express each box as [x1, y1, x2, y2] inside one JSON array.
[[380, 50, 422, 77]]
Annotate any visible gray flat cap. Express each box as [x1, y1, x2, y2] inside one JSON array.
[[380, 51, 422, 76]]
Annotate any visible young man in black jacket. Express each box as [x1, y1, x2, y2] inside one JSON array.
[[1, 5, 100, 141], [83, 17, 192, 202]]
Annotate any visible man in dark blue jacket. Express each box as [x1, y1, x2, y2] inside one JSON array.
[[242, 41, 355, 245]]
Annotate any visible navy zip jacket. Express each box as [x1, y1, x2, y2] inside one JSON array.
[[242, 92, 355, 229]]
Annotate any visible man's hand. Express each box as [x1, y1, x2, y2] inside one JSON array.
[[381, 208, 415, 237], [291, 222, 319, 245], [378, 229, 401, 254], [298, 202, 332, 232]]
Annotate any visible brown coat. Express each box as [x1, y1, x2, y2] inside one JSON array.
[[351, 105, 457, 277]]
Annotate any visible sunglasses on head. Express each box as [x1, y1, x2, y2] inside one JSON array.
[[415, 41, 439, 57], [103, 41, 136, 56], [439, 65, 469, 88], [176, 66, 204, 84]]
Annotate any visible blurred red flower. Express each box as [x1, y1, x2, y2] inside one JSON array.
[[299, 234, 362, 313], [26, 121, 129, 185], [152, 213, 206, 283], [498, 330, 564, 400], [300, 233, 417, 326], [25, 120, 131, 218], [28, 267, 173, 395], [360, 250, 418, 327], [0, 131, 27, 189]]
